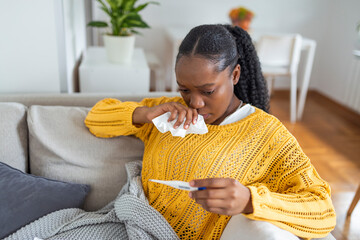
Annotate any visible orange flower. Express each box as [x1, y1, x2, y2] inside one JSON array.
[[228, 6, 254, 21], [228, 6, 255, 31], [229, 9, 239, 20]]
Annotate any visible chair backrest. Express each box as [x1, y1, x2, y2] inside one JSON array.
[[256, 34, 302, 74]]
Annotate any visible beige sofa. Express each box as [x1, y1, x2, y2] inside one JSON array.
[[0, 92, 181, 211], [0, 93, 335, 240]]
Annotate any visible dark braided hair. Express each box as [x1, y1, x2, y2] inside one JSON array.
[[176, 24, 269, 112]]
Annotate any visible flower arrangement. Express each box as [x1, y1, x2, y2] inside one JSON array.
[[229, 6, 255, 31]]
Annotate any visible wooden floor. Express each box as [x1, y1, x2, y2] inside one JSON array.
[[270, 90, 360, 240]]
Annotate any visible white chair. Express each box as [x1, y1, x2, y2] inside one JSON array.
[[256, 34, 303, 123]]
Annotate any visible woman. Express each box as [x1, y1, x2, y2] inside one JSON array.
[[85, 24, 336, 239]]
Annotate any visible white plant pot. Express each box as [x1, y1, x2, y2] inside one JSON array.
[[103, 34, 135, 64]]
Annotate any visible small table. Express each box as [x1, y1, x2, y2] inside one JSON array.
[[79, 47, 150, 93], [165, 27, 316, 120]]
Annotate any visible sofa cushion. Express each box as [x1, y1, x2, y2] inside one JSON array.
[[0, 102, 28, 172], [27, 105, 144, 211], [0, 162, 90, 239]]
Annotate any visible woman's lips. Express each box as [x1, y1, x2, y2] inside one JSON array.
[[201, 114, 210, 120]]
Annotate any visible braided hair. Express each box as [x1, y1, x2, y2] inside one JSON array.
[[176, 24, 269, 112]]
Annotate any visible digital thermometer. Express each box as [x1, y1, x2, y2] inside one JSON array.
[[149, 179, 206, 191]]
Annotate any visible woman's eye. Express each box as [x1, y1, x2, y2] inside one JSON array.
[[203, 90, 215, 95], [179, 89, 189, 93]]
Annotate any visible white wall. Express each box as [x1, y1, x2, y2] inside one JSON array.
[[1, 0, 359, 105], [0, 0, 61, 93], [314, 0, 360, 108], [0, 0, 87, 94], [93, 0, 360, 110], [62, 0, 87, 92], [134, 0, 330, 89]]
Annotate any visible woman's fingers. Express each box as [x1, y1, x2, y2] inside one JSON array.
[[161, 103, 197, 129], [188, 178, 252, 215], [167, 108, 179, 122], [149, 102, 199, 129], [190, 189, 242, 216], [193, 198, 224, 210], [173, 106, 188, 129], [189, 188, 227, 200], [183, 108, 198, 129], [190, 178, 238, 189], [192, 109, 198, 125]]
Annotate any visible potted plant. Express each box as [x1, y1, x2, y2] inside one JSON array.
[[228, 6, 255, 32], [88, 0, 158, 63]]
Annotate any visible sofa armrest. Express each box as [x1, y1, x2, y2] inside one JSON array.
[[220, 214, 335, 240]]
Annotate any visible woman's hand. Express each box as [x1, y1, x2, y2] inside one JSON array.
[[188, 178, 253, 215], [133, 102, 198, 129]]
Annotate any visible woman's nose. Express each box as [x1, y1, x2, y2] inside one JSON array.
[[189, 94, 205, 109]]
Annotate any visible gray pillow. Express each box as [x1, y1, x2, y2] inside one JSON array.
[[0, 162, 90, 239]]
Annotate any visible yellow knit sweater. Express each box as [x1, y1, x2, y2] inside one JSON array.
[[84, 96, 336, 239]]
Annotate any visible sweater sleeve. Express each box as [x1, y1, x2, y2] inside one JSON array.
[[84, 96, 184, 141], [244, 124, 336, 239]]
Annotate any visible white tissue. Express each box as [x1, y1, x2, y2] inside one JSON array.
[[152, 112, 208, 138]]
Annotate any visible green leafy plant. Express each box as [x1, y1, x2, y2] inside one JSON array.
[[88, 0, 159, 36]]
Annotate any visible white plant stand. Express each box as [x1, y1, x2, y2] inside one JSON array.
[[79, 47, 150, 93]]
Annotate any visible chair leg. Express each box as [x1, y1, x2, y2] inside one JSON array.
[[297, 41, 316, 120], [290, 74, 297, 123], [347, 184, 360, 216]]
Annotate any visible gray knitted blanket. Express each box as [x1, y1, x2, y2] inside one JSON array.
[[5, 161, 179, 240]]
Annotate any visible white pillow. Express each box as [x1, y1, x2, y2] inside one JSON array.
[[220, 214, 299, 240]]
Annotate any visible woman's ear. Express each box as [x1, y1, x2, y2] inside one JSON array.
[[232, 64, 241, 85]]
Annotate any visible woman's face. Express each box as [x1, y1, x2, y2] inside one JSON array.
[[175, 56, 241, 125]]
